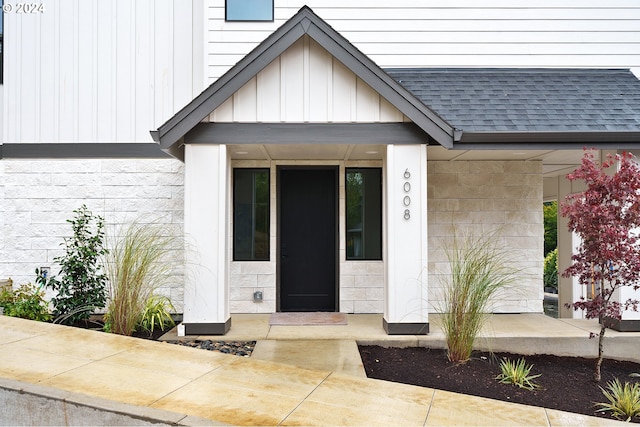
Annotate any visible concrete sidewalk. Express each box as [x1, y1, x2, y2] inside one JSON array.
[[0, 314, 632, 426], [163, 312, 640, 364]]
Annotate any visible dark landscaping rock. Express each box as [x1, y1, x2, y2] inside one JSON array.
[[167, 340, 255, 356]]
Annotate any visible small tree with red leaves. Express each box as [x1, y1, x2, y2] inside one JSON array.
[[561, 149, 640, 382]]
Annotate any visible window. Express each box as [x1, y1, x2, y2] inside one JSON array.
[[346, 168, 382, 260], [226, 0, 273, 22], [234, 169, 270, 261]]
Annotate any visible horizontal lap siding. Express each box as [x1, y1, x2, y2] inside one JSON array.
[[207, 0, 640, 81]]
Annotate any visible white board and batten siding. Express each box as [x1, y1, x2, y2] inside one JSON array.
[[3, 0, 205, 144], [207, 0, 640, 81], [210, 36, 406, 123]]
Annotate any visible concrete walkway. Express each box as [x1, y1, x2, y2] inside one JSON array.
[[0, 313, 634, 426]]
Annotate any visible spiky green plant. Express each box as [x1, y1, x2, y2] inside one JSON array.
[[495, 357, 541, 390], [104, 221, 180, 336], [596, 378, 640, 421], [138, 294, 176, 334], [438, 230, 520, 363]]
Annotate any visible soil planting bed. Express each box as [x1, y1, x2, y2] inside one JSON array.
[[359, 345, 640, 423]]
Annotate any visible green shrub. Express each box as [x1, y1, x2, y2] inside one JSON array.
[[438, 230, 520, 363], [596, 378, 640, 421], [543, 248, 558, 291], [0, 283, 51, 322], [138, 294, 176, 334], [495, 357, 541, 390], [543, 201, 557, 256], [45, 205, 109, 324], [104, 221, 180, 336]]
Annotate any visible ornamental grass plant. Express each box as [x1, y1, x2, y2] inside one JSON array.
[[438, 230, 520, 363], [495, 357, 541, 390], [596, 378, 640, 421], [104, 221, 180, 336], [138, 294, 176, 335]]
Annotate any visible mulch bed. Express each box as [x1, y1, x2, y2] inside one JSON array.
[[359, 345, 640, 423]]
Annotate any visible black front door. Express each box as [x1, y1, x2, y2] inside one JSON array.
[[278, 167, 337, 312]]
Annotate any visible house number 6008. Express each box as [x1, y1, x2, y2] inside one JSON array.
[[403, 169, 411, 220]]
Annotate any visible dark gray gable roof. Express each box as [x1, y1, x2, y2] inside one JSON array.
[[386, 68, 640, 147], [150, 6, 455, 153]]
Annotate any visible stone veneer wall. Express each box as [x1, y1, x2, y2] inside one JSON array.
[[427, 160, 544, 313], [1, 158, 543, 315], [228, 159, 542, 314], [339, 261, 384, 313], [0, 159, 185, 311], [231, 255, 384, 314]]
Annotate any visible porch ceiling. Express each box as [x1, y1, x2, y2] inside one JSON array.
[[228, 144, 586, 178], [428, 146, 587, 178]]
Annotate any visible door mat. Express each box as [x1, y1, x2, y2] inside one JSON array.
[[269, 312, 348, 326]]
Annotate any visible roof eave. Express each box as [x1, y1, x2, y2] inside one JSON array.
[[453, 131, 640, 150]]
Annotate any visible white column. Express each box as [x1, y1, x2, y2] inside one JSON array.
[[557, 175, 582, 319], [614, 153, 640, 330], [180, 144, 230, 335], [383, 144, 429, 334]]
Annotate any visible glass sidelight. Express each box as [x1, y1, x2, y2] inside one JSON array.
[[233, 169, 270, 261], [346, 168, 382, 260]]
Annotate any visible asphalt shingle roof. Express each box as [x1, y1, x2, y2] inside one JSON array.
[[385, 68, 640, 133]]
